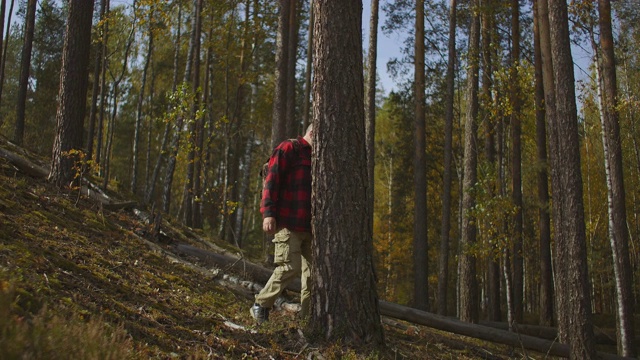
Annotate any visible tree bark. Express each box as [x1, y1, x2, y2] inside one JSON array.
[[302, 4, 314, 132], [458, 0, 480, 324], [532, 0, 553, 328], [13, 0, 37, 146], [438, 0, 456, 317], [310, 0, 384, 345], [285, 0, 299, 137], [597, 0, 636, 356], [49, 0, 94, 187], [0, 0, 15, 114], [547, 1, 597, 357]]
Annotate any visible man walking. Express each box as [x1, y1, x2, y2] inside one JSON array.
[[251, 125, 313, 324]]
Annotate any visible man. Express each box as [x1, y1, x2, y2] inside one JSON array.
[[251, 124, 313, 324]]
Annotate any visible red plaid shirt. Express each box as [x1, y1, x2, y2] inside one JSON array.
[[260, 137, 312, 232]]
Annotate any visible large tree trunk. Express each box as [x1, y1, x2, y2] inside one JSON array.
[[438, 0, 456, 317], [458, 0, 480, 324], [310, 0, 384, 345], [597, 0, 636, 356], [413, 0, 429, 312], [532, 0, 553, 328], [49, 0, 94, 187], [13, 0, 37, 146], [132, 8, 155, 194], [547, 1, 597, 357]]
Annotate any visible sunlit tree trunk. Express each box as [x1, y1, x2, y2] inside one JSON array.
[[49, 0, 94, 187], [532, 0, 553, 327], [365, 0, 378, 281], [310, 0, 384, 345], [597, 0, 636, 356], [547, 1, 596, 357], [14, 0, 37, 146], [438, 0, 456, 317], [459, 0, 480, 324]]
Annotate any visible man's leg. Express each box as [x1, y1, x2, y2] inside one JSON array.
[[254, 229, 303, 312], [299, 232, 312, 318]]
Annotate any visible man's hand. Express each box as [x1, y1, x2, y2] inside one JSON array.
[[263, 217, 277, 234]]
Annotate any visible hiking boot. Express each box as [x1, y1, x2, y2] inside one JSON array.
[[250, 303, 270, 324]]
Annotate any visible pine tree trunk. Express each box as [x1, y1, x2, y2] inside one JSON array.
[[13, 0, 37, 146], [412, 0, 429, 312], [438, 0, 456, 317], [458, 0, 480, 324], [597, 0, 636, 356], [49, 0, 94, 187], [547, 1, 597, 357], [532, 0, 553, 328], [310, 0, 384, 345], [95, 0, 110, 174]]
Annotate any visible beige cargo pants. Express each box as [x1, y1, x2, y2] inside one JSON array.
[[255, 228, 312, 318]]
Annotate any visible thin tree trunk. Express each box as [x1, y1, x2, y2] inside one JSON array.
[[459, 0, 480, 324], [145, 2, 181, 206], [285, 0, 298, 137], [182, 0, 203, 227], [532, 0, 553, 327], [302, 4, 314, 132], [95, 0, 110, 173], [234, 135, 254, 247], [163, 0, 197, 214], [87, 0, 108, 163], [0, 0, 15, 113], [597, 0, 636, 356], [271, 0, 290, 148], [0, 0, 7, 127], [13, 0, 37, 146], [510, 0, 524, 326], [413, 0, 429, 312], [438, 0, 456, 317], [132, 8, 155, 194]]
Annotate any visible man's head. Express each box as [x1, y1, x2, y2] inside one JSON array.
[[303, 124, 313, 146]]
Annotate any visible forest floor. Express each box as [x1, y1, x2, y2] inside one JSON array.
[[0, 139, 609, 359]]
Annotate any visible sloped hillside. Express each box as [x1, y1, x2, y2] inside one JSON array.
[[0, 139, 526, 359]]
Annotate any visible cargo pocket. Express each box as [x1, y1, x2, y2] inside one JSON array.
[[272, 229, 291, 265]]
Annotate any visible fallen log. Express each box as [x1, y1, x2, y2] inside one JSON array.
[[479, 320, 619, 346], [0, 146, 136, 210], [180, 245, 630, 359]]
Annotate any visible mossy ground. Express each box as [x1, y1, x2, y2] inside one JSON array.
[[0, 145, 551, 359]]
